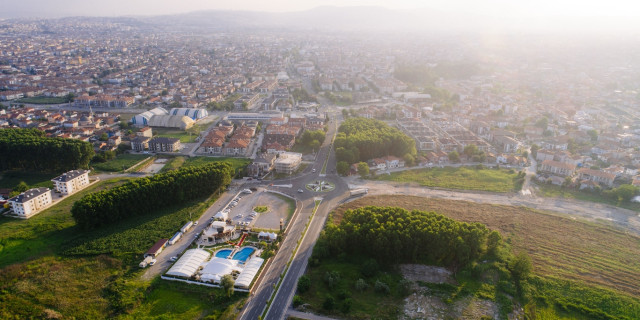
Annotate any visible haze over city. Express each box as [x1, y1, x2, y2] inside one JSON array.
[[1, 0, 640, 320]]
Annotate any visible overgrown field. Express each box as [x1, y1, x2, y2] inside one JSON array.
[[334, 195, 640, 319], [535, 183, 640, 212], [372, 166, 520, 192], [184, 156, 250, 172], [91, 154, 149, 172], [0, 178, 130, 268]]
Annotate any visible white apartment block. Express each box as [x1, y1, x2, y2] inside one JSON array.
[[51, 169, 91, 195], [8, 188, 53, 219]]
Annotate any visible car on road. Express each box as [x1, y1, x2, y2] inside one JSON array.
[[169, 256, 178, 262], [194, 221, 199, 226], [298, 189, 304, 193], [312, 168, 316, 173]]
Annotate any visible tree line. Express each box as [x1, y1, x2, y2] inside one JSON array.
[[0, 128, 94, 172], [334, 118, 416, 164], [313, 206, 494, 271], [71, 162, 234, 230]]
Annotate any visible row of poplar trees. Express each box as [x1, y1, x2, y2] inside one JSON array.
[[0, 128, 94, 172], [72, 162, 234, 229]]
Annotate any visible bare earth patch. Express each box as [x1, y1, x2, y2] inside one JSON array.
[[400, 265, 498, 320]]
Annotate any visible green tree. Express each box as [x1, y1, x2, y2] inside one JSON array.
[[99, 133, 109, 141], [357, 162, 369, 178], [587, 129, 598, 142], [221, 274, 234, 297], [448, 150, 460, 163], [292, 295, 304, 308], [403, 153, 415, 166], [355, 279, 368, 292], [336, 161, 350, 176], [530, 144, 540, 159], [509, 252, 532, 285], [463, 144, 478, 157], [14, 181, 29, 193], [297, 275, 311, 294], [535, 117, 548, 129]]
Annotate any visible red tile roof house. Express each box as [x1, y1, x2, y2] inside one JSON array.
[[539, 160, 576, 177]]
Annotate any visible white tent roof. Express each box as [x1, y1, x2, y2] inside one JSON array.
[[235, 257, 264, 288], [268, 232, 277, 240], [166, 249, 210, 278], [214, 211, 228, 220], [200, 257, 238, 283]]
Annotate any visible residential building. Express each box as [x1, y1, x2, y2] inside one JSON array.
[[274, 152, 302, 174], [131, 136, 150, 151], [577, 168, 616, 187], [137, 126, 153, 137], [51, 169, 91, 195], [540, 160, 576, 177], [8, 187, 53, 218], [148, 137, 181, 152]]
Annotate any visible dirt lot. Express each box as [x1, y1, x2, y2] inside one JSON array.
[[400, 265, 499, 320], [243, 191, 292, 230], [334, 195, 640, 298]]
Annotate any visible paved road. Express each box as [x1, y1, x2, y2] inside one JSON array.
[[238, 116, 346, 320]]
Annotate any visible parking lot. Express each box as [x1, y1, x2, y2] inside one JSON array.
[[225, 187, 292, 230]]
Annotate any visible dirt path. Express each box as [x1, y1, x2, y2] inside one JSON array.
[[348, 178, 640, 235]]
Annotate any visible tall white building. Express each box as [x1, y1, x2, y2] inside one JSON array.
[[51, 169, 91, 195], [8, 187, 53, 218]]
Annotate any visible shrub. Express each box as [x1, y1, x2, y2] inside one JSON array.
[[297, 275, 310, 294], [355, 278, 368, 292], [374, 280, 390, 295], [361, 258, 379, 277], [292, 295, 304, 308], [323, 295, 335, 310]]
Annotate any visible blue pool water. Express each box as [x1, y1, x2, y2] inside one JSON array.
[[232, 247, 255, 262], [215, 249, 233, 259]]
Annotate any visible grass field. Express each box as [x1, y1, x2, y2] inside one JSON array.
[[0, 178, 130, 268], [121, 280, 246, 320], [184, 156, 250, 173], [0, 171, 57, 190], [0, 175, 244, 319], [334, 195, 640, 318], [15, 96, 68, 104], [91, 154, 150, 172], [535, 182, 640, 211], [158, 156, 186, 173], [153, 128, 197, 143], [372, 166, 520, 193]]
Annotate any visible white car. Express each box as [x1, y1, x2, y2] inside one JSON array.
[[312, 168, 316, 173], [194, 221, 199, 226], [298, 189, 304, 193], [149, 259, 157, 266], [169, 256, 178, 262]]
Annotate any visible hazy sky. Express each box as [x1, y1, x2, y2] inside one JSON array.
[[2, 0, 640, 18]]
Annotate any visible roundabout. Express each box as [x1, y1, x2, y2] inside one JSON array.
[[305, 180, 335, 192]]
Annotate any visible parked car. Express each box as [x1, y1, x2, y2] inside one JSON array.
[[194, 221, 199, 226], [312, 168, 316, 173], [298, 189, 304, 193], [149, 259, 157, 266], [250, 187, 258, 191], [169, 256, 178, 262]]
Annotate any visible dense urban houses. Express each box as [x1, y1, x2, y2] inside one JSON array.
[[540, 160, 577, 177], [148, 137, 181, 152], [8, 187, 53, 218], [51, 169, 91, 195]]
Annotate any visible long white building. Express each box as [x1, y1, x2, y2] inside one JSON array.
[[51, 169, 91, 195], [169, 108, 208, 120], [8, 187, 53, 219]]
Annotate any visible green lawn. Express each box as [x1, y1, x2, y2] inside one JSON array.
[[15, 96, 68, 104], [535, 183, 640, 211], [153, 123, 209, 143], [183, 156, 250, 173], [373, 166, 520, 193], [0, 171, 57, 190], [91, 154, 150, 173]]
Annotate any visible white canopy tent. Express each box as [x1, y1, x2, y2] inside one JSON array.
[[166, 249, 210, 278], [200, 257, 238, 283], [235, 257, 264, 288]]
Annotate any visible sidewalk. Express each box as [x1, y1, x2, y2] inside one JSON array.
[[287, 309, 339, 320]]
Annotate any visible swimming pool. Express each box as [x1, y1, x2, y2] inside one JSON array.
[[232, 247, 255, 262], [215, 249, 233, 259]]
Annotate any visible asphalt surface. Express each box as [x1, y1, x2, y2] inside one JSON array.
[[238, 115, 349, 320]]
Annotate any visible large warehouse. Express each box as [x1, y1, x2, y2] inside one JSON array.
[[147, 115, 194, 130], [131, 107, 168, 126], [169, 108, 208, 120]]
